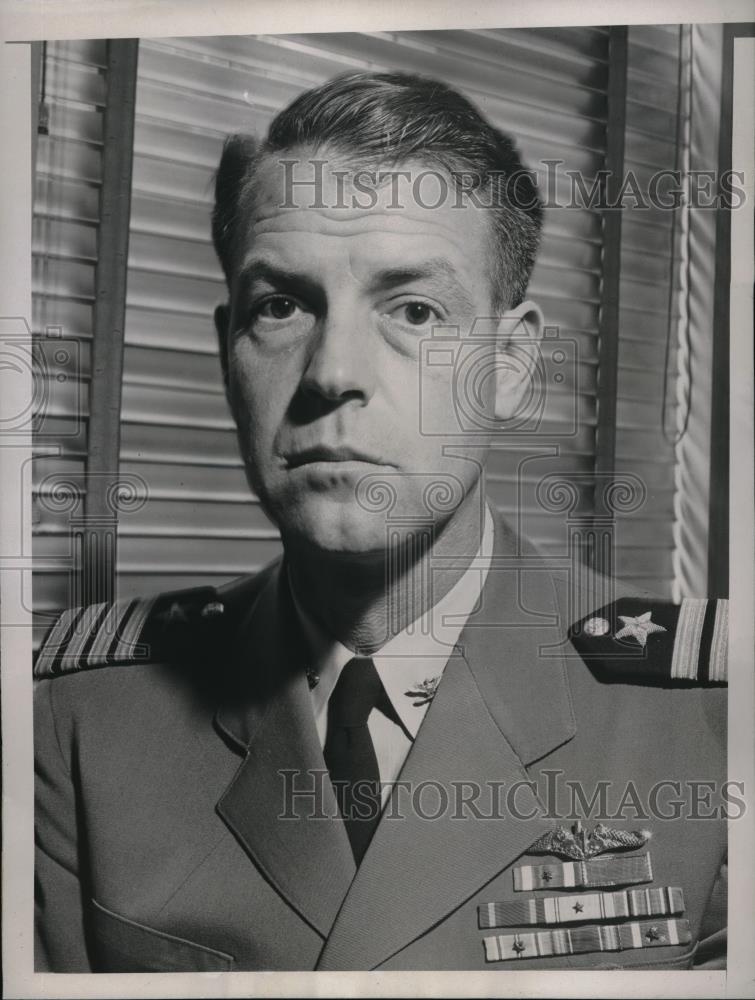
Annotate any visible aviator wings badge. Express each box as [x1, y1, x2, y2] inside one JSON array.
[[527, 820, 652, 861]]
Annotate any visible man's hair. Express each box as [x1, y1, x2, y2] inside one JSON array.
[[212, 71, 543, 309]]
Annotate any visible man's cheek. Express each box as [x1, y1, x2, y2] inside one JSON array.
[[418, 369, 458, 437], [229, 371, 272, 428]]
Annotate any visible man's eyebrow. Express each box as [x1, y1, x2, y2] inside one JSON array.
[[233, 259, 326, 311], [236, 259, 314, 291], [369, 258, 475, 308], [235, 256, 476, 309]]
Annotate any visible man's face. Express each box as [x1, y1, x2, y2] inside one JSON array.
[[217, 151, 527, 555]]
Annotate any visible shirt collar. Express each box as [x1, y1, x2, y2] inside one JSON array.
[[291, 504, 495, 740]]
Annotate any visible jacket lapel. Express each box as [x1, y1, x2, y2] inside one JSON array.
[[462, 513, 577, 766], [317, 511, 577, 970], [214, 562, 356, 938]]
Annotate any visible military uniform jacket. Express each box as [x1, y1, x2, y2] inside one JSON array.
[[34, 511, 728, 972]]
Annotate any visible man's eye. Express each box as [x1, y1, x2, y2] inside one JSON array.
[[400, 302, 435, 326], [256, 296, 300, 320]]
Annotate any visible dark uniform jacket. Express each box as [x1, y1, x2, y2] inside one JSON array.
[[34, 511, 728, 972]]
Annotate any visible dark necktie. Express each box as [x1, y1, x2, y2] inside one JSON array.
[[323, 656, 389, 863]]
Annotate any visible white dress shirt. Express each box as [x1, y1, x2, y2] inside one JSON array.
[[291, 505, 494, 803]]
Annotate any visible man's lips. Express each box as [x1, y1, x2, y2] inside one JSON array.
[[284, 445, 387, 469]]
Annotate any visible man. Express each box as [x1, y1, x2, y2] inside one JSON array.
[[34, 71, 728, 972]]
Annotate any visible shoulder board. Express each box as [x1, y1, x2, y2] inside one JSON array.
[[34, 584, 236, 680], [568, 596, 727, 685]]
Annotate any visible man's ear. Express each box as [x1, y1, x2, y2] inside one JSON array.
[[214, 304, 230, 391], [494, 300, 544, 421]]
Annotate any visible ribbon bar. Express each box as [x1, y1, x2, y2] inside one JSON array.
[[513, 853, 653, 891], [479, 886, 685, 929], [483, 918, 692, 963]]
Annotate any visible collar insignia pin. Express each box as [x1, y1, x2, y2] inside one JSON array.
[[305, 665, 319, 690], [404, 675, 440, 707], [528, 820, 652, 861]]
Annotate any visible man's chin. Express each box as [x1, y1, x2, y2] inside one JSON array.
[[274, 500, 398, 559]]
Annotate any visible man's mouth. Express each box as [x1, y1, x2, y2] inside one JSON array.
[[284, 445, 386, 469]]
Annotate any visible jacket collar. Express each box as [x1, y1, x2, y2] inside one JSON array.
[[215, 508, 575, 765]]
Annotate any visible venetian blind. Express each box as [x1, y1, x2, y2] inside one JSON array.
[[31, 39, 106, 648], [614, 24, 702, 597]]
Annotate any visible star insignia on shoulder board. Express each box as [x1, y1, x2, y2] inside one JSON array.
[[614, 611, 667, 648]]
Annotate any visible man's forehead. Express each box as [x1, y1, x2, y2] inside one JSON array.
[[244, 147, 490, 227], [232, 148, 493, 280]]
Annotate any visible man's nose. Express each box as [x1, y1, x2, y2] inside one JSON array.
[[300, 307, 375, 404]]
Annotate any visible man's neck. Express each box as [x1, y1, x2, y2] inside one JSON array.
[[286, 485, 488, 654]]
